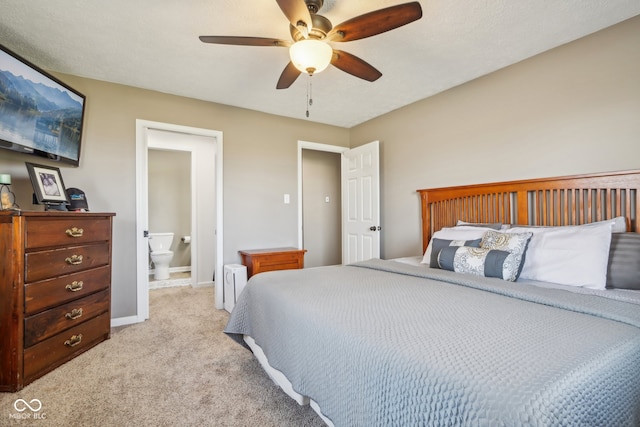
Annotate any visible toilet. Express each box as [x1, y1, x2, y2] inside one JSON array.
[[149, 232, 174, 280]]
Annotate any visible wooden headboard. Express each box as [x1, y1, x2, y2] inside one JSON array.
[[418, 170, 640, 254]]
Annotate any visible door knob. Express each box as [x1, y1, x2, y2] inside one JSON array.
[[369, 226, 381, 231]]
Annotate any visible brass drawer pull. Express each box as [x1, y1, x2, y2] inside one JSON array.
[[66, 227, 84, 238], [65, 254, 84, 265], [65, 281, 84, 292], [65, 308, 83, 320], [64, 334, 83, 348]]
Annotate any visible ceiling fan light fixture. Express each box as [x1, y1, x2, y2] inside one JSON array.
[[289, 39, 332, 75]]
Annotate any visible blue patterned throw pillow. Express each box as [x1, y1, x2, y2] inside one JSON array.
[[429, 237, 482, 268], [480, 231, 533, 281], [436, 231, 532, 281], [437, 246, 513, 279]]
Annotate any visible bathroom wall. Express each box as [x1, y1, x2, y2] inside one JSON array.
[[148, 149, 191, 268]]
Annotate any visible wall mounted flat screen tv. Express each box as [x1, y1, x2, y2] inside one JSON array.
[[0, 43, 85, 166]]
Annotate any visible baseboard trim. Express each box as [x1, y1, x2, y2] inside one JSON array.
[[193, 280, 214, 288], [148, 266, 191, 275], [111, 315, 141, 328]]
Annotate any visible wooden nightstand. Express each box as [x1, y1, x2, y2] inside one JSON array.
[[239, 247, 307, 278]]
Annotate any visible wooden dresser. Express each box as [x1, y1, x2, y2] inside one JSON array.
[[239, 247, 306, 278], [0, 211, 115, 392]]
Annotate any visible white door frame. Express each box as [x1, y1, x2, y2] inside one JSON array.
[[297, 141, 348, 251], [136, 120, 224, 321]]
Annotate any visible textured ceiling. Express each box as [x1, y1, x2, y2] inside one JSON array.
[[1, 0, 639, 128]]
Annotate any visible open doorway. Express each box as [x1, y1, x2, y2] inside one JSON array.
[[298, 140, 380, 266], [301, 149, 342, 267], [298, 141, 348, 266], [136, 120, 224, 321], [147, 148, 193, 288]]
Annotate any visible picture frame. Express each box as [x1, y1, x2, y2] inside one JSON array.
[[25, 162, 70, 206]]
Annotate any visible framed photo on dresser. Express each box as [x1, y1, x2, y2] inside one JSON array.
[[26, 162, 70, 206]]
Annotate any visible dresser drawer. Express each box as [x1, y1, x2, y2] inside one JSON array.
[[24, 289, 110, 347], [23, 313, 110, 383], [25, 243, 110, 283], [24, 266, 111, 314], [25, 217, 111, 249]]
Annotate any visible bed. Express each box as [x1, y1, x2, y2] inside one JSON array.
[[225, 170, 640, 426]]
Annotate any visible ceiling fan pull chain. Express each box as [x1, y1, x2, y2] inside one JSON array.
[[306, 75, 313, 118]]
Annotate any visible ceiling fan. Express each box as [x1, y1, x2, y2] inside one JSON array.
[[199, 0, 423, 89]]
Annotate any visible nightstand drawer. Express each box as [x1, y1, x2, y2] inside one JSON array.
[[25, 243, 110, 283], [24, 265, 111, 314], [23, 313, 110, 383], [254, 254, 302, 271], [24, 289, 110, 347], [25, 217, 111, 249]]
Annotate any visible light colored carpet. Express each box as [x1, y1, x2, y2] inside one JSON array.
[[1, 286, 325, 426]]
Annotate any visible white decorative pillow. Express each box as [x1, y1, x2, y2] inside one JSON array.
[[480, 231, 533, 281], [422, 226, 496, 266], [508, 221, 614, 289]]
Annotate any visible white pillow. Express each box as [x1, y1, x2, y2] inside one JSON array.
[[507, 221, 615, 289], [455, 220, 505, 230], [422, 226, 496, 266], [505, 217, 626, 232], [611, 216, 628, 233]]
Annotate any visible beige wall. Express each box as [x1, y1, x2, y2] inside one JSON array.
[[351, 15, 640, 260], [0, 79, 349, 319], [0, 16, 637, 319]]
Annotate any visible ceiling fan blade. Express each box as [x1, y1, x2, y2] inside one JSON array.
[[327, 2, 423, 42], [331, 50, 382, 82], [275, 0, 313, 37], [199, 36, 291, 47], [276, 62, 302, 89]]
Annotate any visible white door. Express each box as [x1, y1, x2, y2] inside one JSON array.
[[342, 140, 380, 264]]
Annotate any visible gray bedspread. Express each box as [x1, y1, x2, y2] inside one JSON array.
[[224, 259, 640, 426]]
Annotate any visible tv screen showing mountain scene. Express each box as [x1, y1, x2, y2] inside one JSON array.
[[0, 44, 86, 166]]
